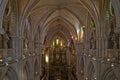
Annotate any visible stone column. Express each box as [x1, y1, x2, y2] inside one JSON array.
[[84, 25, 90, 55], [97, 13, 108, 80], [112, 0, 120, 33], [75, 42, 81, 80], [35, 42, 43, 80], [10, 36, 19, 58], [66, 47, 71, 66], [68, 66, 72, 80], [2, 4, 11, 59], [18, 36, 24, 80], [96, 16, 102, 80], [3, 33, 9, 58], [10, 9, 19, 58], [66, 45, 72, 80], [0, 0, 8, 34], [45, 49, 49, 80]]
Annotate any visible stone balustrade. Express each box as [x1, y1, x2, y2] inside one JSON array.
[[0, 49, 15, 58], [0, 49, 16, 66], [105, 49, 120, 63]]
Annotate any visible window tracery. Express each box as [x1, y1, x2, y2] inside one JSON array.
[[107, 1, 119, 49], [90, 18, 96, 49]]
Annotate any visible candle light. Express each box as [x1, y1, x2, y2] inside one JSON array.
[[45, 54, 49, 63], [56, 39, 59, 45], [60, 41, 63, 47]]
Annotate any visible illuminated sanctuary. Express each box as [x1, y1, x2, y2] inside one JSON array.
[[0, 0, 120, 80]]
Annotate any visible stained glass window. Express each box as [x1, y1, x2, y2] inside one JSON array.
[[90, 19, 95, 28], [110, 1, 114, 16]]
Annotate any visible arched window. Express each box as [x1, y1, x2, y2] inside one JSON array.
[[109, 1, 114, 16], [107, 1, 119, 49], [90, 18, 96, 49], [90, 19, 95, 28]]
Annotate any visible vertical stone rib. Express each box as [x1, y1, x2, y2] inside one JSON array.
[[0, 0, 8, 34]]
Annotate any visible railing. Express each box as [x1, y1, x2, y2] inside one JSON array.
[[105, 49, 120, 64], [0, 49, 16, 67], [84, 49, 120, 63], [0, 49, 15, 58], [0, 49, 38, 59]]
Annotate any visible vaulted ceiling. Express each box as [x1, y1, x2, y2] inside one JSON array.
[[18, 0, 100, 45]]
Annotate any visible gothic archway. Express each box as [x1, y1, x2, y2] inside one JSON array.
[[87, 62, 96, 80], [107, 1, 119, 49], [102, 68, 118, 80], [2, 67, 18, 80]]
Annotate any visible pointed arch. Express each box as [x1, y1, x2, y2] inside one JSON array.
[[0, 0, 8, 34], [34, 59, 39, 80], [87, 62, 96, 80], [2, 67, 18, 80], [23, 61, 31, 80], [102, 68, 118, 80]]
